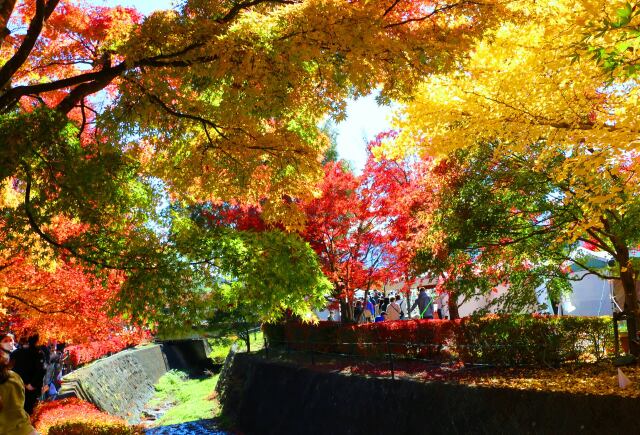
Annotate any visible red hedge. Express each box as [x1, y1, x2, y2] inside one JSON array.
[[32, 398, 135, 434], [263, 315, 613, 366]]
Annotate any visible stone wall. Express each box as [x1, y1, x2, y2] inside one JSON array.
[[220, 354, 640, 435], [59, 345, 168, 422], [159, 339, 216, 375]]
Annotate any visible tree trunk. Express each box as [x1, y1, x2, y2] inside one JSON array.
[[340, 298, 354, 323], [620, 269, 640, 356], [610, 235, 640, 357], [448, 290, 460, 320], [405, 288, 411, 319]]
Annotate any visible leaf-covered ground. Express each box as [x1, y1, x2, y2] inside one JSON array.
[[266, 350, 640, 398], [355, 362, 640, 398]]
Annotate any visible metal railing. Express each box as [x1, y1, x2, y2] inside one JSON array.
[[248, 336, 614, 382]]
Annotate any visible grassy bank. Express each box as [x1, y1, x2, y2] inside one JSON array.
[[147, 370, 220, 426]]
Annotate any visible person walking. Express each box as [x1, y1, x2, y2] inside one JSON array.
[[410, 287, 434, 319], [0, 333, 38, 435], [386, 296, 402, 321], [11, 334, 46, 414]]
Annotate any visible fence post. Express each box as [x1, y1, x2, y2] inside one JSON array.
[[386, 341, 395, 380]]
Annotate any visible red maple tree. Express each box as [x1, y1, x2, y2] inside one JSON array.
[[301, 138, 428, 321]]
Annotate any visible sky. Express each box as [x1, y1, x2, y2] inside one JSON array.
[[98, 0, 394, 172]]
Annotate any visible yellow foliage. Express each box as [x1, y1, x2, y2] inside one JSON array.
[[112, 0, 507, 225], [383, 0, 640, 241]]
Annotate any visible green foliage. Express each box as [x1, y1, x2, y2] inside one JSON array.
[[112, 197, 332, 333], [149, 370, 190, 406], [456, 315, 613, 366], [208, 337, 236, 362], [581, 2, 640, 78], [414, 142, 576, 311]]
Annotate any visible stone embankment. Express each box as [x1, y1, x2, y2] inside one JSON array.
[[59, 345, 168, 422], [58, 339, 216, 423], [218, 353, 640, 435]]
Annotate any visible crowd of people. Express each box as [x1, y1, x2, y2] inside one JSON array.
[[0, 332, 66, 435], [330, 287, 449, 323]]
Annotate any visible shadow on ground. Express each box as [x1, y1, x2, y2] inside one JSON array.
[[145, 419, 226, 434]]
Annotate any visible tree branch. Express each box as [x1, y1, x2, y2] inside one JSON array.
[[0, 62, 126, 112], [0, 0, 60, 89], [382, 0, 402, 17], [22, 166, 150, 271], [385, 1, 482, 28], [4, 292, 71, 314], [217, 0, 297, 24]]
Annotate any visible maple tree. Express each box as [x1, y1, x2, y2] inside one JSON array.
[[412, 143, 583, 319], [301, 145, 426, 322], [0, 256, 144, 344], [0, 0, 504, 333], [383, 0, 640, 353], [362, 134, 432, 314], [0, 214, 148, 344], [302, 161, 384, 322]]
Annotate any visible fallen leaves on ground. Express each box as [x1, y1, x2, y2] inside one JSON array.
[[274, 352, 640, 398]]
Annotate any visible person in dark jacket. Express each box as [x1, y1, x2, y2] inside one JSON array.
[[11, 334, 45, 414], [410, 287, 433, 319]]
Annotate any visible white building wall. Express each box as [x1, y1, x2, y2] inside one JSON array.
[[455, 274, 614, 317]]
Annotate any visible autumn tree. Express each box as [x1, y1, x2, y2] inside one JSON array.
[[0, 217, 146, 344], [365, 134, 431, 315], [301, 144, 426, 322], [0, 0, 504, 331], [384, 0, 640, 353], [412, 143, 605, 319]]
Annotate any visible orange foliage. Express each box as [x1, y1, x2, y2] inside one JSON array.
[[32, 398, 129, 434], [0, 217, 148, 345]]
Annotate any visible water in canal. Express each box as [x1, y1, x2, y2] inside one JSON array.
[[145, 418, 227, 434]]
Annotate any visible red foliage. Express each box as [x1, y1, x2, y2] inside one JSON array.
[[65, 330, 149, 368], [10, 1, 142, 125], [32, 398, 127, 434], [265, 315, 613, 366], [301, 143, 430, 303], [0, 217, 149, 347], [266, 319, 456, 360]]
